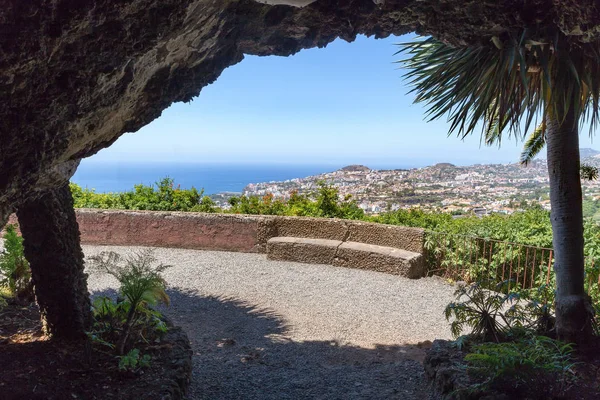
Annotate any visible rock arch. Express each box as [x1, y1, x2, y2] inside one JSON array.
[[1, 0, 599, 337]]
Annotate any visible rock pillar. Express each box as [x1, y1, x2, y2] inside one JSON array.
[[17, 183, 91, 339]]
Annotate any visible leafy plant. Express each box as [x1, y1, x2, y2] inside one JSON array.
[[71, 177, 218, 213], [87, 250, 171, 355], [227, 181, 365, 220], [0, 224, 32, 300], [465, 335, 576, 391], [445, 283, 517, 342], [510, 284, 556, 336], [118, 348, 152, 372]]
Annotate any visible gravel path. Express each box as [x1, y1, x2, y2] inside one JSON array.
[[83, 245, 455, 400]]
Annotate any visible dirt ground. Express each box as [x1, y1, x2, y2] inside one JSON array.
[[0, 302, 186, 400]]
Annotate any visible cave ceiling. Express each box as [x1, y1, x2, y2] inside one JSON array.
[[0, 0, 599, 216]]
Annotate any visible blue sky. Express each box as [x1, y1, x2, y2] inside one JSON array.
[[88, 34, 597, 169]]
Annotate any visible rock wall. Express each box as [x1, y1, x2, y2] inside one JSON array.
[[5, 210, 425, 255]]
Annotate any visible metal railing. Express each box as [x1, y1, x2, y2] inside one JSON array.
[[424, 231, 600, 294]]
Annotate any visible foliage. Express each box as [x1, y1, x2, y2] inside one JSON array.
[[227, 193, 288, 216], [510, 284, 556, 336], [445, 283, 516, 342], [0, 224, 31, 298], [398, 34, 600, 144], [465, 335, 575, 391], [0, 289, 7, 310], [378, 206, 554, 247], [71, 178, 217, 213], [87, 250, 171, 355], [118, 348, 152, 372], [444, 280, 560, 340], [445, 284, 574, 395], [71, 177, 366, 220], [581, 165, 599, 181], [227, 181, 365, 220]]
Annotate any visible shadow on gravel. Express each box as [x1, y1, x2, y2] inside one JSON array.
[[135, 287, 433, 400]]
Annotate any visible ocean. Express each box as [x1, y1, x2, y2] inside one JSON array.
[[71, 161, 345, 194]]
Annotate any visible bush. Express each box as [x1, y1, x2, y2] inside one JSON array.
[[444, 283, 517, 342], [0, 290, 7, 311], [227, 181, 365, 219], [71, 178, 218, 213], [0, 224, 32, 300], [465, 335, 575, 392], [509, 284, 556, 337], [87, 250, 171, 355], [444, 282, 576, 397], [375, 206, 554, 247]]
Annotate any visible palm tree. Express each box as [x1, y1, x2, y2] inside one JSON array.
[[519, 122, 599, 181], [398, 32, 600, 343]]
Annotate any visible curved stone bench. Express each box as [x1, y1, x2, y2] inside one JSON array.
[[267, 237, 425, 279]]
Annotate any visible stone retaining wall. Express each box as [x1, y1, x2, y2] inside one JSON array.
[[5, 209, 425, 255]]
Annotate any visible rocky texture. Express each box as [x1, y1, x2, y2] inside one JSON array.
[[346, 221, 425, 254], [16, 184, 91, 339], [334, 241, 425, 278], [263, 215, 349, 242], [155, 319, 194, 400], [76, 209, 262, 252], [256, 0, 317, 5], [267, 237, 425, 278], [267, 236, 340, 264], [6, 209, 427, 259], [2, 0, 599, 344], [423, 339, 472, 399], [2, 0, 600, 222], [257, 215, 425, 255]]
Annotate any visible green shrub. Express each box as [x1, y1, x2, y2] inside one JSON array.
[[87, 250, 171, 355], [465, 335, 575, 391], [508, 284, 556, 337], [227, 181, 365, 219], [0, 224, 31, 299], [445, 283, 522, 342], [118, 348, 152, 372], [71, 178, 218, 213]]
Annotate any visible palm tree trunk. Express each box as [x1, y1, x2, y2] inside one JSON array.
[[17, 183, 91, 340], [546, 108, 594, 344]]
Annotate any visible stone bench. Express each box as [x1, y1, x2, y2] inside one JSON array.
[[266, 236, 425, 279]]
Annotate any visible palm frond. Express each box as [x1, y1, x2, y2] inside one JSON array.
[[396, 34, 600, 143], [520, 121, 547, 165], [581, 164, 599, 181]]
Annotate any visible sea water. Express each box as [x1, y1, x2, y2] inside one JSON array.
[[71, 160, 344, 194]]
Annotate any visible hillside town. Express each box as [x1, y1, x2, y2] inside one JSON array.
[[238, 150, 600, 215]]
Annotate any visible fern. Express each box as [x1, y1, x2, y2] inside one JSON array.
[[87, 250, 171, 355], [465, 335, 576, 389]]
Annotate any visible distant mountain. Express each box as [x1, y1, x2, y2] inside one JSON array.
[[433, 163, 456, 168], [580, 148, 600, 158], [339, 165, 371, 172]]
